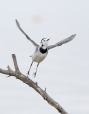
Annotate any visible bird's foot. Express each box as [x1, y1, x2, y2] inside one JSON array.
[[33, 72, 36, 78], [26, 71, 30, 77]]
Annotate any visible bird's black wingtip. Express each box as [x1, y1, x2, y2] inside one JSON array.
[[72, 34, 76, 37], [15, 19, 18, 24], [15, 19, 18, 23], [71, 34, 76, 39], [15, 19, 20, 28]]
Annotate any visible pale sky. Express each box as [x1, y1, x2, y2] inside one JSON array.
[[0, 0, 89, 114]]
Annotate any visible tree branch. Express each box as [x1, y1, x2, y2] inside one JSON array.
[[0, 54, 68, 114]]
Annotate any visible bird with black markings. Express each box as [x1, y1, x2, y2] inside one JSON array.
[[16, 19, 76, 77]]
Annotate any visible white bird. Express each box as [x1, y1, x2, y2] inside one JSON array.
[[16, 19, 76, 77]]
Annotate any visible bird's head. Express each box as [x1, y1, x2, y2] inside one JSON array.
[[40, 38, 50, 49]]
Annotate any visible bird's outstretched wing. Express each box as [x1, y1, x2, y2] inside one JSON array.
[[15, 19, 39, 47], [48, 34, 76, 50]]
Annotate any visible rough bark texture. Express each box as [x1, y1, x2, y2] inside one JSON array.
[[0, 54, 68, 114]]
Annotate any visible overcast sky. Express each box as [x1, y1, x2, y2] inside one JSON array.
[[0, 0, 89, 114]]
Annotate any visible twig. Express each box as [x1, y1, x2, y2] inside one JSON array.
[[12, 54, 20, 73]]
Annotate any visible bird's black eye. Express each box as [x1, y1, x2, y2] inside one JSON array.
[[41, 38, 46, 43]]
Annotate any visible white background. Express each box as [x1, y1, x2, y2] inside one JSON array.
[[0, 0, 89, 114]]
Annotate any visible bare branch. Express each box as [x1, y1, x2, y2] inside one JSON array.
[[0, 54, 68, 114], [7, 65, 12, 72]]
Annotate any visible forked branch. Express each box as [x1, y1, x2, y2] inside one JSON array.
[[0, 54, 68, 114]]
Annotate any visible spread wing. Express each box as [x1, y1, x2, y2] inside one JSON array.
[[48, 34, 76, 50], [15, 19, 39, 47]]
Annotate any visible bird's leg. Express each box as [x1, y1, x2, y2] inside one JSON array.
[[33, 63, 39, 77], [27, 62, 33, 76]]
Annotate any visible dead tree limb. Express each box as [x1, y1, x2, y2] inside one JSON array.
[[0, 54, 68, 114]]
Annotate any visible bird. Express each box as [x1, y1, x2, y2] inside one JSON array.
[[15, 19, 76, 77]]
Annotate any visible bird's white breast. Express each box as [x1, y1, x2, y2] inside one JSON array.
[[32, 51, 48, 63]]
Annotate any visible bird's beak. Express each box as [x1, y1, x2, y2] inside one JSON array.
[[47, 38, 50, 41]]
